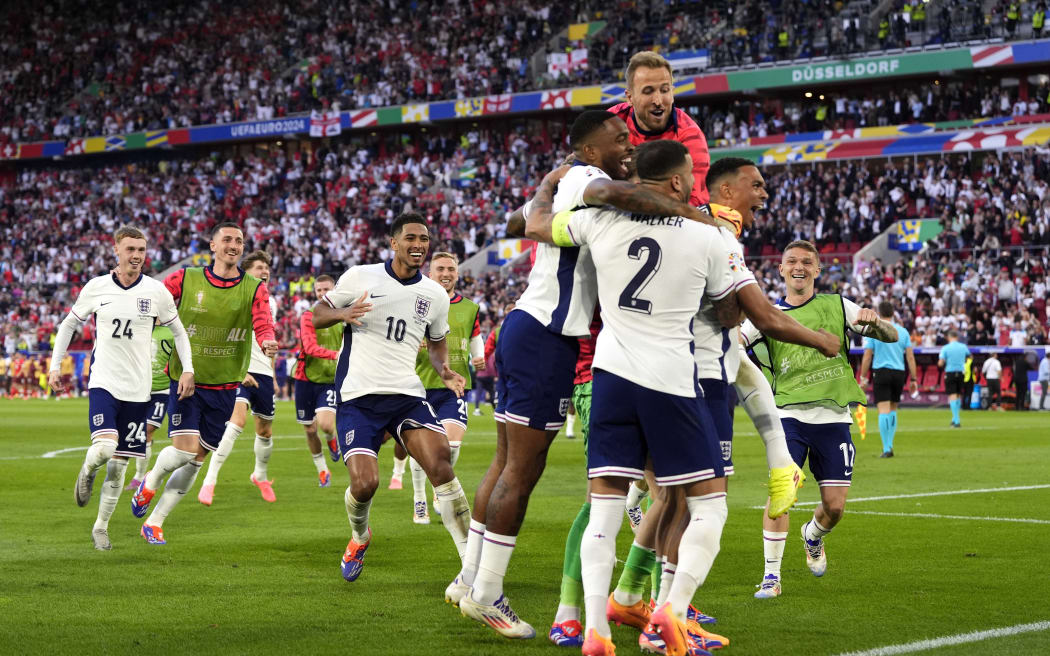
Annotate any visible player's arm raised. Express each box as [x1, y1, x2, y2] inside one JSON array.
[[524, 166, 716, 243], [852, 307, 898, 343], [733, 280, 841, 358]]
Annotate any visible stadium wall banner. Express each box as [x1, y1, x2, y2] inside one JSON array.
[[3, 40, 1049, 161], [891, 219, 944, 251], [711, 124, 1050, 164]]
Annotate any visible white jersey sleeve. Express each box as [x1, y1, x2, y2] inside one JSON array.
[[513, 164, 605, 338], [247, 296, 278, 376], [324, 267, 364, 309]]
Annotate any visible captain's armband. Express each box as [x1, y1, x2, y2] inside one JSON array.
[[551, 210, 576, 247]]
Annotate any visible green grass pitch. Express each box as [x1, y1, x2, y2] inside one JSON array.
[[1, 399, 1048, 655]]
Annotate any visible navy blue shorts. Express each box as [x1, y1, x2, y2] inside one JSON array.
[[495, 310, 578, 431], [88, 388, 149, 458], [426, 388, 468, 432], [782, 417, 854, 487], [588, 370, 725, 486], [494, 373, 507, 423], [294, 379, 337, 425], [700, 378, 735, 477], [236, 373, 276, 420], [336, 394, 444, 460], [146, 392, 168, 428], [167, 382, 236, 452]]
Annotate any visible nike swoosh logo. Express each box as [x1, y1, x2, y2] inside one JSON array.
[[844, 469, 853, 476], [100, 302, 112, 306], [369, 294, 386, 299]]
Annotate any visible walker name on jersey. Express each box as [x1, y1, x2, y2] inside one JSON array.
[[184, 324, 249, 343], [630, 214, 685, 228]]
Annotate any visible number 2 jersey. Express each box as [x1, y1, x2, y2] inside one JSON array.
[[67, 273, 183, 402], [323, 261, 451, 401], [554, 206, 734, 396]]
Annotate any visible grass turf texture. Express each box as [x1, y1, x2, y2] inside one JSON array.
[[1, 399, 1048, 655]]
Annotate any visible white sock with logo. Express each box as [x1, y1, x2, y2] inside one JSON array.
[[253, 435, 272, 481], [203, 422, 242, 486], [94, 458, 128, 530]]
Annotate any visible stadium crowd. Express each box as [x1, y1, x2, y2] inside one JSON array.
[[3, 0, 1047, 145]]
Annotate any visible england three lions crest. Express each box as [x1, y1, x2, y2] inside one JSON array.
[[415, 296, 432, 319], [137, 298, 151, 314]]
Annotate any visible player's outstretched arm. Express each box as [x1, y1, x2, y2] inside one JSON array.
[[426, 336, 466, 397], [853, 309, 898, 343], [710, 292, 742, 328], [312, 293, 372, 329], [736, 285, 841, 358], [582, 179, 716, 225]]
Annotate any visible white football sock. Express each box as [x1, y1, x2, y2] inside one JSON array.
[[135, 441, 152, 480], [471, 531, 517, 605], [448, 441, 461, 469], [736, 354, 794, 469], [147, 460, 201, 528], [434, 478, 471, 561], [554, 604, 580, 624], [565, 412, 576, 436], [409, 457, 427, 504], [203, 422, 241, 486], [83, 438, 116, 472], [763, 530, 788, 576], [667, 493, 728, 621], [312, 451, 328, 474], [93, 458, 128, 530], [392, 455, 407, 478], [344, 487, 372, 543], [656, 559, 676, 607], [253, 435, 272, 480], [805, 516, 831, 541], [580, 494, 626, 639], [625, 480, 649, 509], [459, 519, 485, 585], [144, 446, 196, 491]]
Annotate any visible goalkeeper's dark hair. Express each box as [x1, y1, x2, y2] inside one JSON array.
[[706, 157, 757, 193], [211, 221, 243, 238], [569, 110, 618, 150], [635, 140, 689, 181], [391, 212, 429, 237]]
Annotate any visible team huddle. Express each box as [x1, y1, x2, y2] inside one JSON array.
[[59, 52, 900, 656]]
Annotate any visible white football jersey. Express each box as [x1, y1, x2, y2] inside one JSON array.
[[247, 296, 278, 376], [560, 206, 734, 396], [694, 227, 757, 383], [323, 262, 450, 401], [741, 296, 864, 424], [69, 273, 182, 402], [515, 164, 602, 338]]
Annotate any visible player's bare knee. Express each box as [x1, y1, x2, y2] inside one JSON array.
[[350, 475, 378, 502], [256, 423, 273, 439]]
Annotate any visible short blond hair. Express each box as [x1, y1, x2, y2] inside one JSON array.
[[626, 51, 673, 90], [113, 225, 146, 244], [431, 252, 458, 264]]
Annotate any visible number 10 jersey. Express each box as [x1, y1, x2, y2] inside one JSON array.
[[323, 261, 450, 402]]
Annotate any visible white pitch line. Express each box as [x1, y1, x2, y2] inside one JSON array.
[[847, 510, 1050, 525], [41, 446, 89, 459], [749, 484, 1050, 509], [833, 620, 1050, 656]]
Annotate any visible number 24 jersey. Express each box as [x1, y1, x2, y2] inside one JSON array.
[[323, 261, 450, 401], [70, 273, 182, 402]]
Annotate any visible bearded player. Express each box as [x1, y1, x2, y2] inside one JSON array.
[[131, 223, 277, 544]]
